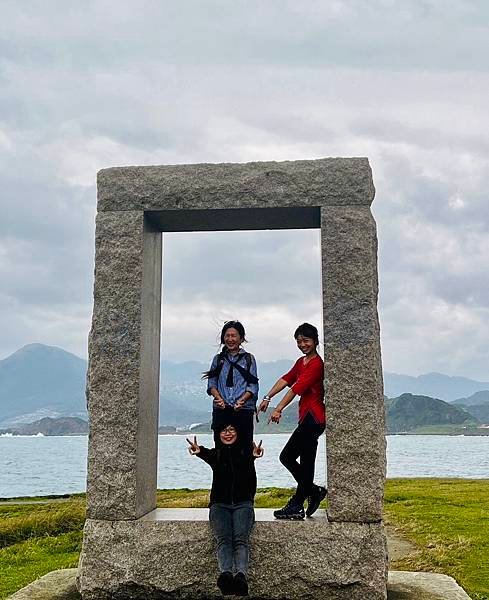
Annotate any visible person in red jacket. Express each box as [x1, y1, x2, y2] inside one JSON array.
[[258, 323, 327, 520]]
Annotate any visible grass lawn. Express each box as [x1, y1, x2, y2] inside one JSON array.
[[0, 480, 487, 599], [384, 479, 489, 600]]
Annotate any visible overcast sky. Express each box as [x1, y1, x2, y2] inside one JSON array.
[[1, 1, 488, 379]]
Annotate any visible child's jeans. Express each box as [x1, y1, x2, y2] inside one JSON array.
[[209, 501, 255, 574]]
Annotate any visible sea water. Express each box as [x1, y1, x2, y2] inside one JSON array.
[[0, 434, 488, 498]]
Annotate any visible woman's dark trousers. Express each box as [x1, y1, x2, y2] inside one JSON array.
[[209, 501, 255, 574], [279, 413, 325, 505]]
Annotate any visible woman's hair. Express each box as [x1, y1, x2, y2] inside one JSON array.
[[219, 320, 247, 344], [216, 422, 237, 435], [202, 320, 247, 379], [294, 322, 319, 345]]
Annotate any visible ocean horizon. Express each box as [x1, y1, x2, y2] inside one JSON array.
[[1, 433, 488, 498]]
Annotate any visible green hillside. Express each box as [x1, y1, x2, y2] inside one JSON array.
[[386, 393, 478, 433], [453, 390, 489, 424]]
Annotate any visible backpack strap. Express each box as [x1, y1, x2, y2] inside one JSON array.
[[213, 351, 227, 378], [214, 351, 258, 385], [225, 352, 258, 385]]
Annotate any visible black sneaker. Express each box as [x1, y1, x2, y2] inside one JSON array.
[[306, 485, 327, 517], [273, 497, 305, 520], [233, 572, 249, 596], [217, 571, 234, 596]]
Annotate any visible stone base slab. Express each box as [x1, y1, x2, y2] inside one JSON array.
[[8, 569, 472, 600], [8, 568, 79, 600], [387, 571, 471, 600], [78, 509, 387, 599]]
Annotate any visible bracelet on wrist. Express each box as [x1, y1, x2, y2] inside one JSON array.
[[263, 395, 271, 401]]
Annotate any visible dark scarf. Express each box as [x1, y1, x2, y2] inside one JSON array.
[[224, 354, 259, 387]]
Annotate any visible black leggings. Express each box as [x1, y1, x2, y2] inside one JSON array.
[[279, 413, 325, 504]]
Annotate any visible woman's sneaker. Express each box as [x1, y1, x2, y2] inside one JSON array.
[[233, 572, 249, 596], [273, 497, 305, 520], [306, 485, 327, 517], [217, 571, 234, 595]]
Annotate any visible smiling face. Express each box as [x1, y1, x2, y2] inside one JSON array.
[[223, 327, 242, 354], [219, 425, 238, 445], [296, 334, 317, 357]]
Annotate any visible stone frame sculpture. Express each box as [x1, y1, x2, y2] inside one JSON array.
[[78, 158, 387, 599]]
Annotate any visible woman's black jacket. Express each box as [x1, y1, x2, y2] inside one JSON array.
[[197, 443, 257, 506]]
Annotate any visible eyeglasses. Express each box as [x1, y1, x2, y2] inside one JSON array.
[[221, 426, 237, 434]]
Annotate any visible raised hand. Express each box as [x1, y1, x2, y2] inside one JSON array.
[[268, 409, 282, 425], [213, 396, 226, 410], [252, 440, 264, 458], [186, 436, 200, 455], [234, 397, 245, 411]]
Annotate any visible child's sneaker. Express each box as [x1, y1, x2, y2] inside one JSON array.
[[273, 497, 305, 520], [233, 572, 249, 596], [306, 485, 327, 517], [217, 571, 234, 595]]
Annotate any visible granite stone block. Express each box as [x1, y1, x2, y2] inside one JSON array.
[[97, 158, 375, 213], [321, 206, 385, 522], [78, 511, 387, 600], [87, 211, 161, 520]]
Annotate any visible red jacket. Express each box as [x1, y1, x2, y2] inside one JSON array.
[[282, 355, 325, 425]]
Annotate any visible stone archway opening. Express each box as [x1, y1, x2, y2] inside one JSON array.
[[157, 224, 323, 442]]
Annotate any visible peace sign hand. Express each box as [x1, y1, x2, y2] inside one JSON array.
[[186, 436, 201, 455], [252, 440, 264, 458]]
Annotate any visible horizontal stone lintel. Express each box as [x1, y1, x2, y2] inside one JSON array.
[[97, 158, 375, 213]]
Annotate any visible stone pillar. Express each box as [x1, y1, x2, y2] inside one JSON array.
[[86, 210, 162, 520], [321, 205, 385, 522]]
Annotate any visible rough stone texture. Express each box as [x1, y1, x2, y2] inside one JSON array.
[[8, 569, 79, 599], [97, 158, 375, 213], [78, 510, 387, 600], [321, 206, 386, 522], [387, 571, 471, 600], [81, 157, 387, 597], [87, 211, 161, 520], [9, 569, 472, 600]]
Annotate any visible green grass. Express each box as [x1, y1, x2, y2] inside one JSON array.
[[0, 481, 487, 599], [155, 486, 294, 509], [0, 531, 81, 598], [384, 479, 489, 600], [0, 498, 85, 598]]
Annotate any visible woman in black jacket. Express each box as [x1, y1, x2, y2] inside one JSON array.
[[187, 423, 264, 597]]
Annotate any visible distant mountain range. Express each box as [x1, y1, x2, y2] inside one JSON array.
[[1, 343, 489, 429], [0, 344, 86, 425], [384, 372, 489, 402], [3, 393, 487, 436], [0, 416, 88, 436]]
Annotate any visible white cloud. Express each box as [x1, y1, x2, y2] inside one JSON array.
[[0, 1, 488, 380]]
